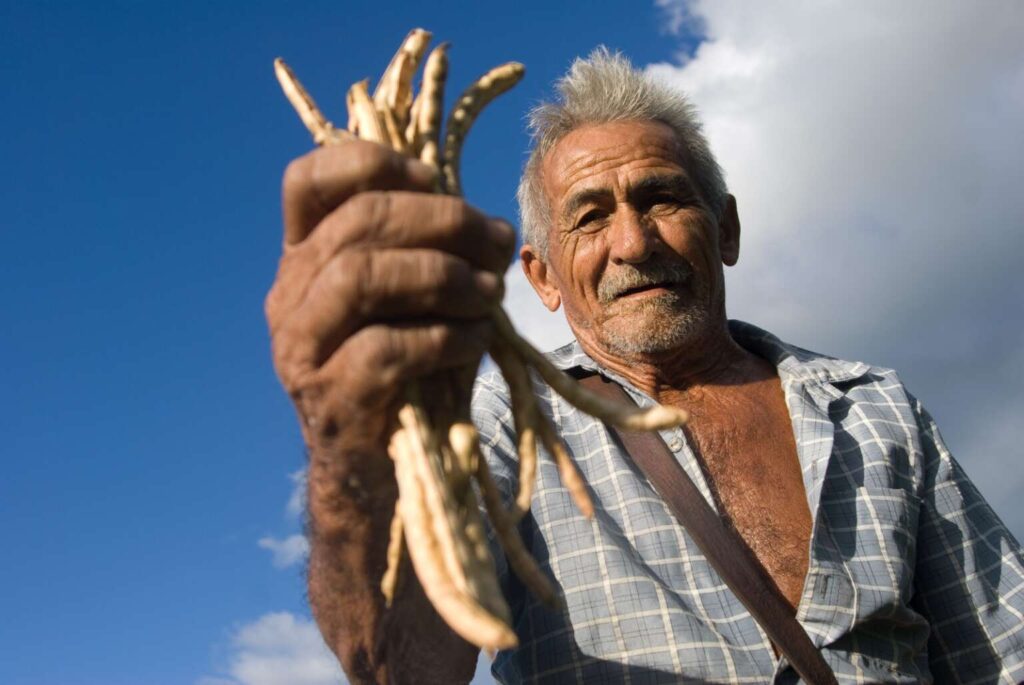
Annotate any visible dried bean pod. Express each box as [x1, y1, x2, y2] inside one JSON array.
[[535, 410, 595, 518], [391, 427, 518, 650], [380, 506, 404, 606], [348, 80, 388, 145], [441, 62, 524, 195], [489, 338, 540, 519], [476, 452, 560, 608], [415, 44, 449, 173], [492, 308, 689, 431], [399, 398, 509, 617], [273, 58, 350, 146], [373, 28, 432, 127]]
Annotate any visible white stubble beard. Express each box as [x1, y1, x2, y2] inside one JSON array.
[[597, 290, 715, 357]]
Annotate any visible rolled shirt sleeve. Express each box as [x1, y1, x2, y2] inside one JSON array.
[[909, 395, 1024, 683]]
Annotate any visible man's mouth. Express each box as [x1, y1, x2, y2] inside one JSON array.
[[597, 260, 694, 304], [616, 280, 680, 299]]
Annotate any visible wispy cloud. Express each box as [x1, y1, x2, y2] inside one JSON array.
[[198, 612, 346, 685], [285, 468, 306, 520], [256, 469, 311, 569], [649, 0, 1024, 535], [257, 534, 310, 569], [653, 0, 698, 36]]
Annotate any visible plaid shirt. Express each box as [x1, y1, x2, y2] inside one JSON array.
[[471, 320, 1024, 684]]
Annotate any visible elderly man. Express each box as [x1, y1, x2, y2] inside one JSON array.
[[266, 50, 1024, 684]]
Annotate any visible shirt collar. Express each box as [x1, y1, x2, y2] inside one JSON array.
[[545, 319, 871, 388]]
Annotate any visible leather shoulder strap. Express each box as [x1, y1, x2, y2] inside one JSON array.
[[577, 374, 837, 685]]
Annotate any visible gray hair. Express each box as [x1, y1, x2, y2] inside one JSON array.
[[516, 48, 728, 255]]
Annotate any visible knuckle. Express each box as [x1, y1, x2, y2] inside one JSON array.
[[291, 369, 332, 429], [271, 326, 312, 393], [438, 195, 470, 231], [426, 323, 455, 353], [438, 253, 472, 285], [343, 327, 402, 390], [367, 327, 405, 370], [264, 283, 281, 328], [382, 326, 442, 380], [416, 324, 457, 370], [345, 140, 399, 184], [429, 254, 471, 303], [282, 154, 313, 203], [418, 257, 447, 309], [326, 251, 370, 317], [355, 252, 383, 317], [342, 192, 390, 242], [263, 250, 308, 331]]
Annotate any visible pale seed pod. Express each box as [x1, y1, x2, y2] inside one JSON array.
[[489, 338, 540, 519], [493, 307, 690, 431], [380, 505, 405, 607], [441, 62, 524, 195], [348, 80, 388, 145], [373, 28, 432, 127], [415, 43, 449, 174], [476, 452, 560, 608], [273, 58, 350, 146]]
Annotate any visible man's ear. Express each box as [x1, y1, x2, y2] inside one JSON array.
[[719, 193, 741, 266], [520, 243, 561, 312]]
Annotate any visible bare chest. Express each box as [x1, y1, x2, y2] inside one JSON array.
[[683, 385, 812, 609]]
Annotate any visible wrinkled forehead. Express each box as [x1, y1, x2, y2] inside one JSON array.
[[540, 120, 691, 211]]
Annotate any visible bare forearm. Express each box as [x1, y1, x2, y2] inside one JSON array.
[[267, 136, 504, 685], [305, 447, 478, 685]]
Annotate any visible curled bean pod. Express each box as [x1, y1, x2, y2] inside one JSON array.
[[535, 409, 595, 519], [489, 337, 540, 519], [492, 307, 689, 431], [476, 449, 560, 608], [441, 62, 524, 195]]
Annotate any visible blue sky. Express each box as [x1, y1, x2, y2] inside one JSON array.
[[2, 2, 1022, 684], [0, 3, 691, 683]]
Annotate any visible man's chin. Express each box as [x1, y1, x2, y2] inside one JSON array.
[[597, 308, 709, 357]]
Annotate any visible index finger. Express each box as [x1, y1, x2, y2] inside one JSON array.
[[281, 140, 437, 246]]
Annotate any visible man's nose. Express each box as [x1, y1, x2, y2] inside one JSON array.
[[609, 207, 659, 265]]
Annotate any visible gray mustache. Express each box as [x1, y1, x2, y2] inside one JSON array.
[[597, 260, 692, 303]]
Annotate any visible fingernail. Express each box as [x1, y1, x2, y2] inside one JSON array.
[[406, 159, 438, 187], [473, 270, 500, 297], [488, 218, 516, 250]]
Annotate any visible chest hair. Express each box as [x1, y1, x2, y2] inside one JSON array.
[[681, 379, 812, 609]]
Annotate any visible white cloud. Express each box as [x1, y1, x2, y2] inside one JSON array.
[[285, 468, 307, 520], [258, 534, 310, 569], [256, 470, 311, 568], [199, 612, 346, 685], [648, 1, 1024, 535], [654, 0, 694, 36]]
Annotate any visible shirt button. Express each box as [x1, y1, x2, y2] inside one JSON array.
[[668, 438, 683, 451]]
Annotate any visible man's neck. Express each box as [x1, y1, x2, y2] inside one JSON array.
[[576, 321, 774, 406]]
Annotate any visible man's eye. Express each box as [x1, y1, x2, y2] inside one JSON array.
[[650, 194, 681, 208], [576, 210, 604, 229]]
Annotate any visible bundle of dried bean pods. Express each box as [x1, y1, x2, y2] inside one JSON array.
[[274, 29, 689, 651]]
